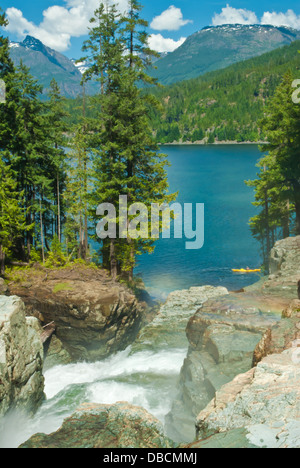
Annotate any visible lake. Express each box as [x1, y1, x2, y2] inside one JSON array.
[[135, 144, 262, 299]]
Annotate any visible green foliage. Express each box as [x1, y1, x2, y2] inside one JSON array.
[[0, 155, 28, 273], [52, 282, 73, 294], [44, 234, 67, 268], [29, 247, 42, 263], [246, 71, 300, 269]]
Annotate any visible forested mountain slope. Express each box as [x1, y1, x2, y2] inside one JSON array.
[[152, 24, 300, 85], [148, 40, 300, 144]]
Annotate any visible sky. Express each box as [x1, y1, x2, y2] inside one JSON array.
[[1, 0, 300, 58]]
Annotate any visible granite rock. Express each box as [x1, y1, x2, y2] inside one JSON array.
[[0, 296, 44, 419], [19, 402, 175, 448], [132, 285, 229, 352], [196, 348, 300, 448]]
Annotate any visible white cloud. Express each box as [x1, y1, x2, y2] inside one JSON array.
[[5, 0, 128, 52], [148, 33, 186, 53], [212, 4, 258, 26], [261, 10, 300, 30], [212, 5, 300, 30], [150, 6, 192, 31]]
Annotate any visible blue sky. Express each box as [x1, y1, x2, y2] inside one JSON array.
[[1, 1, 300, 58]]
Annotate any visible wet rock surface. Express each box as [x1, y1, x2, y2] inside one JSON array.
[[185, 428, 260, 448], [0, 296, 44, 419], [19, 402, 175, 449], [6, 237, 300, 448], [131, 285, 229, 352], [166, 301, 279, 442]]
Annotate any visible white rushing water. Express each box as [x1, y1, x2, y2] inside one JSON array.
[[0, 346, 187, 448]]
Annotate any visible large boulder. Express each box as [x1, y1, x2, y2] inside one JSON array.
[[196, 347, 300, 448], [0, 296, 44, 419], [19, 402, 175, 448], [9, 265, 147, 362]]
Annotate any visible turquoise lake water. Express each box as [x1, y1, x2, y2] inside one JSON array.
[[135, 144, 263, 299]]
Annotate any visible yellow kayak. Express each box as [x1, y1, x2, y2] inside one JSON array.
[[232, 269, 261, 273]]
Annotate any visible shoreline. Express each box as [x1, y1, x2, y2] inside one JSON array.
[[161, 140, 266, 146]]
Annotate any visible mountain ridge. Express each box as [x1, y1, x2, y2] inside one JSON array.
[[9, 35, 97, 98], [153, 24, 300, 85], [8, 24, 300, 97]]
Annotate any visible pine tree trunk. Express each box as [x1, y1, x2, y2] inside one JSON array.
[[79, 212, 83, 259], [264, 188, 270, 272], [26, 189, 32, 260], [44, 220, 50, 252], [110, 239, 118, 279], [127, 158, 135, 281], [40, 198, 45, 263], [57, 172, 61, 242], [84, 151, 88, 261], [0, 244, 5, 276], [84, 212, 88, 260], [295, 200, 300, 235], [283, 200, 290, 238]]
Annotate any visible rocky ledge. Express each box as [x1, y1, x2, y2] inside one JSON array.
[[0, 296, 44, 419], [167, 236, 300, 443], [166, 297, 279, 442], [9, 265, 148, 363], [195, 345, 300, 448], [19, 402, 175, 449], [132, 285, 229, 352]]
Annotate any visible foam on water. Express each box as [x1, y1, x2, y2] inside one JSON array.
[[44, 347, 186, 399], [0, 347, 187, 448]]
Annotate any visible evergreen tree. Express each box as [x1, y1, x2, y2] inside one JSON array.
[[1, 11, 69, 266], [10, 62, 49, 258], [83, 2, 176, 279], [246, 71, 300, 269], [260, 73, 300, 233], [0, 155, 27, 274], [246, 154, 293, 269], [0, 9, 19, 154], [46, 78, 69, 242], [64, 125, 92, 260]]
